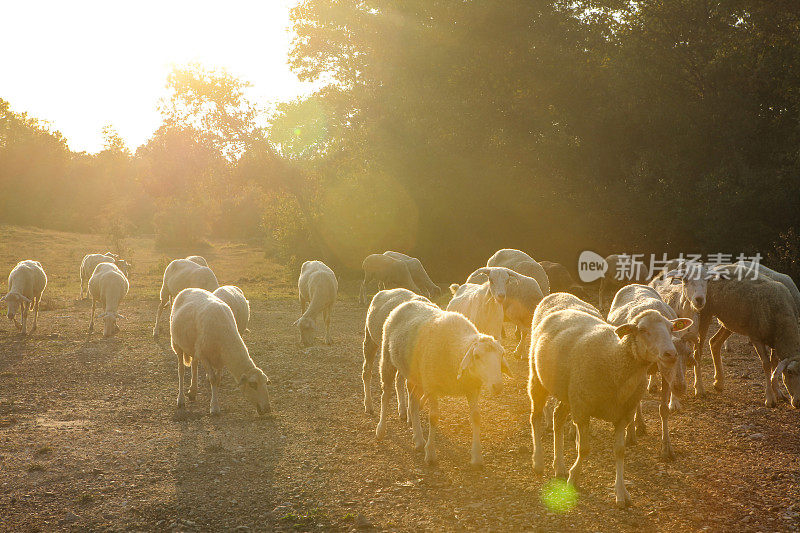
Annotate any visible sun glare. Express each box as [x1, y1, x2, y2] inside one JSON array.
[[1, 0, 312, 153]]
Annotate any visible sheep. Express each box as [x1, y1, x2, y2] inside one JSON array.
[[359, 254, 420, 305], [88, 262, 129, 338], [599, 254, 651, 314], [696, 264, 800, 407], [607, 284, 694, 459], [170, 288, 271, 416], [296, 260, 338, 346], [362, 288, 433, 415], [446, 282, 504, 340], [466, 266, 544, 356], [383, 251, 441, 299], [529, 296, 692, 507], [2, 260, 47, 335], [80, 253, 131, 299], [186, 255, 209, 267], [539, 261, 589, 300], [213, 285, 250, 335], [486, 248, 550, 295], [153, 258, 220, 337], [376, 300, 511, 466]]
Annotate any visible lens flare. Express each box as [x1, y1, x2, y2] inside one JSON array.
[[541, 479, 578, 513]]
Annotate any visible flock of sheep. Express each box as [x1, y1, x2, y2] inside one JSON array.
[[3, 247, 800, 508]]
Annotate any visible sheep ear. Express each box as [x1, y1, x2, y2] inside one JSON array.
[[457, 344, 476, 380], [501, 356, 513, 378], [671, 318, 693, 332], [772, 359, 789, 382], [615, 323, 637, 339]]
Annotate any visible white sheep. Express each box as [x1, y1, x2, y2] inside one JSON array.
[[170, 288, 271, 416], [383, 251, 441, 299], [153, 258, 220, 337], [362, 288, 433, 415], [466, 266, 544, 356], [88, 262, 129, 337], [296, 260, 338, 346], [607, 284, 694, 459], [186, 255, 209, 267], [529, 294, 691, 507], [213, 285, 250, 335], [80, 253, 130, 299], [446, 282, 504, 340], [486, 248, 550, 295], [359, 253, 420, 305], [376, 300, 511, 466], [2, 260, 47, 335], [598, 254, 651, 314]]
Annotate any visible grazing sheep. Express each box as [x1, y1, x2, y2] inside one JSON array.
[[80, 253, 131, 298], [383, 251, 441, 299], [88, 263, 129, 338], [607, 284, 694, 459], [467, 266, 544, 356], [153, 258, 220, 337], [362, 288, 433, 415], [539, 261, 589, 300], [486, 248, 550, 295], [213, 285, 250, 335], [447, 282, 504, 340], [599, 254, 651, 314], [2, 260, 47, 335], [186, 255, 209, 267], [359, 254, 420, 305], [376, 300, 511, 466], [698, 264, 800, 407], [296, 260, 338, 346], [170, 288, 271, 416], [529, 296, 691, 507]]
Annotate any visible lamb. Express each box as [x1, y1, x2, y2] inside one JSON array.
[[539, 261, 589, 300], [598, 254, 651, 314], [607, 284, 694, 459], [383, 251, 441, 299], [2, 260, 47, 335], [359, 254, 420, 305], [486, 248, 550, 295], [362, 288, 433, 415], [697, 264, 800, 407], [87, 262, 129, 337], [295, 260, 338, 346], [466, 266, 544, 356], [153, 258, 220, 337], [446, 282, 504, 340], [170, 288, 271, 416], [376, 300, 511, 466], [529, 293, 691, 507], [186, 255, 209, 267], [213, 285, 250, 335], [80, 253, 131, 298]]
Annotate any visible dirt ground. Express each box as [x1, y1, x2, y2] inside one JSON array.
[[1, 226, 800, 532]]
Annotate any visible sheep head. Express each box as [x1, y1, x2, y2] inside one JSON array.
[[239, 367, 272, 415], [457, 335, 511, 395], [773, 358, 800, 409]]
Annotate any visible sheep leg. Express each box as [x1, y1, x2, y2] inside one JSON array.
[[552, 401, 570, 478], [395, 373, 408, 423], [153, 298, 169, 338], [647, 374, 659, 393], [208, 367, 222, 416], [613, 421, 632, 508], [323, 308, 332, 345], [30, 297, 39, 333], [20, 306, 27, 335], [693, 314, 712, 397], [408, 391, 425, 451], [187, 358, 199, 401], [660, 376, 675, 461], [375, 353, 396, 440], [625, 402, 643, 445], [299, 295, 308, 314], [424, 396, 439, 465], [176, 350, 186, 409], [770, 349, 789, 401], [362, 332, 378, 414], [514, 327, 530, 359], [88, 299, 96, 334], [753, 342, 778, 407], [567, 417, 590, 487], [528, 378, 548, 475], [709, 326, 731, 391], [466, 393, 483, 467]]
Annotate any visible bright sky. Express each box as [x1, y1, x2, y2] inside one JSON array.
[[1, 0, 313, 153]]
